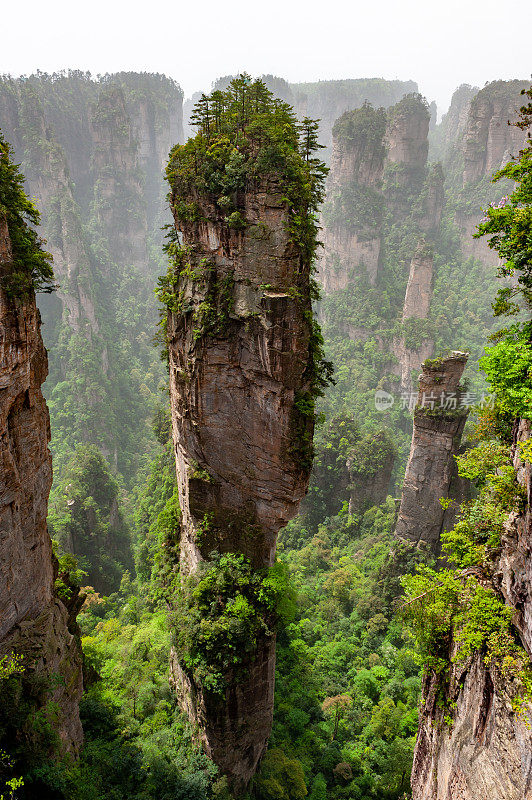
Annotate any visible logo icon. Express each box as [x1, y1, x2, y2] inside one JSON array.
[[374, 390, 394, 412]]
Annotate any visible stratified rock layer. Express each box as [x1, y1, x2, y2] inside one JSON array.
[[0, 215, 83, 753], [412, 419, 532, 800], [395, 353, 468, 554], [167, 179, 315, 790]]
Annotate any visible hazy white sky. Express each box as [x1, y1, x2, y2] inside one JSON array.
[[1, 0, 529, 114]]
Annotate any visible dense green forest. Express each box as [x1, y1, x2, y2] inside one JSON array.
[[0, 72, 531, 800]]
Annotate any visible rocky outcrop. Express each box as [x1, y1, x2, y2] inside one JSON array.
[[429, 84, 478, 164], [386, 95, 430, 174], [383, 94, 431, 217], [288, 77, 418, 151], [411, 419, 532, 800], [0, 214, 83, 753], [395, 353, 469, 554], [89, 85, 147, 271], [392, 242, 434, 393], [166, 178, 316, 790]]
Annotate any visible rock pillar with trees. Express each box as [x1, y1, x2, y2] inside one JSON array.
[[158, 76, 330, 793]]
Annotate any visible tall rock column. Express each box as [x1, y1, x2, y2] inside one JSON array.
[[161, 79, 325, 793], [395, 353, 469, 554], [0, 143, 83, 755], [392, 242, 435, 394]]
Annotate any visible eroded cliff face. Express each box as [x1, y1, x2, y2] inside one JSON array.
[[319, 94, 443, 395], [89, 85, 147, 270], [0, 215, 83, 753], [395, 353, 469, 554], [412, 419, 532, 800], [166, 180, 315, 790]]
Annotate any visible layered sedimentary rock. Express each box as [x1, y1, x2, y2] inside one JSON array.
[[395, 353, 469, 554], [0, 214, 83, 752], [412, 419, 532, 800], [392, 242, 435, 393], [166, 178, 316, 789], [462, 80, 528, 186]]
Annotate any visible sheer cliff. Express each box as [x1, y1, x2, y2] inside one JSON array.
[[159, 78, 327, 793], [0, 141, 83, 760], [405, 92, 532, 800]]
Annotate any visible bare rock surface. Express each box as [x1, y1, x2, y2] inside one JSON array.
[[392, 242, 435, 394]]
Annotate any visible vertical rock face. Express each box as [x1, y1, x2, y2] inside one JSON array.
[[319, 93, 439, 295], [394, 353, 469, 554], [385, 96, 430, 174], [166, 176, 316, 789], [411, 419, 532, 800], [0, 214, 83, 753], [392, 242, 435, 393], [383, 94, 431, 217]]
